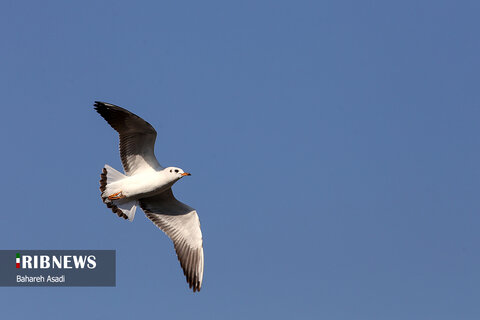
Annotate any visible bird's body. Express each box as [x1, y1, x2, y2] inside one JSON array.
[[94, 101, 204, 292], [103, 168, 175, 200]]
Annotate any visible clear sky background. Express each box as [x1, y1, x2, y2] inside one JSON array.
[[0, 1, 479, 319]]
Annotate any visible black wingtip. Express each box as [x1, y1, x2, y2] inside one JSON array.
[[94, 101, 122, 118], [94, 101, 111, 110], [93, 101, 133, 115], [93, 101, 105, 113]]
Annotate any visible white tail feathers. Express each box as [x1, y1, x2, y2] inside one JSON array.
[[99, 164, 138, 221], [115, 200, 138, 221], [104, 164, 125, 182]]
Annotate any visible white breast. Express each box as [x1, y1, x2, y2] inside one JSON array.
[[115, 170, 174, 199]]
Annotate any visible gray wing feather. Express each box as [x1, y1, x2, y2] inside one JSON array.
[[94, 101, 163, 175], [140, 189, 204, 292]]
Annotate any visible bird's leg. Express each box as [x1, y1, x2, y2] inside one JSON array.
[[108, 191, 125, 200]]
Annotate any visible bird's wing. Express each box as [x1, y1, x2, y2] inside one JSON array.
[[94, 101, 163, 175], [140, 189, 204, 292]]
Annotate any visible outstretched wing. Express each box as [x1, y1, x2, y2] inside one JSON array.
[[94, 101, 163, 175], [140, 189, 204, 292]]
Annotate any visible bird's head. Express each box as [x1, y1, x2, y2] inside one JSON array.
[[166, 167, 191, 180]]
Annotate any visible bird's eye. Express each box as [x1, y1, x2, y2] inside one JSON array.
[[170, 170, 172, 173], [175, 169, 179, 173]]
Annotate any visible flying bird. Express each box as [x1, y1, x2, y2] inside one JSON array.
[[94, 101, 203, 292]]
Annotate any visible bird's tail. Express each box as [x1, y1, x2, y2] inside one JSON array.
[[99, 164, 137, 221]]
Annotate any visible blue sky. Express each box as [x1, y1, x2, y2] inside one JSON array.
[[1, 0, 479, 319]]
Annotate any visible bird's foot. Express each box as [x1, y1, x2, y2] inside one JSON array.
[[108, 191, 125, 200]]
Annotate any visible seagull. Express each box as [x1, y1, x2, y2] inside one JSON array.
[[94, 101, 204, 292]]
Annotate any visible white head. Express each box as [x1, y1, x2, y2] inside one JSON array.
[[165, 167, 191, 180]]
